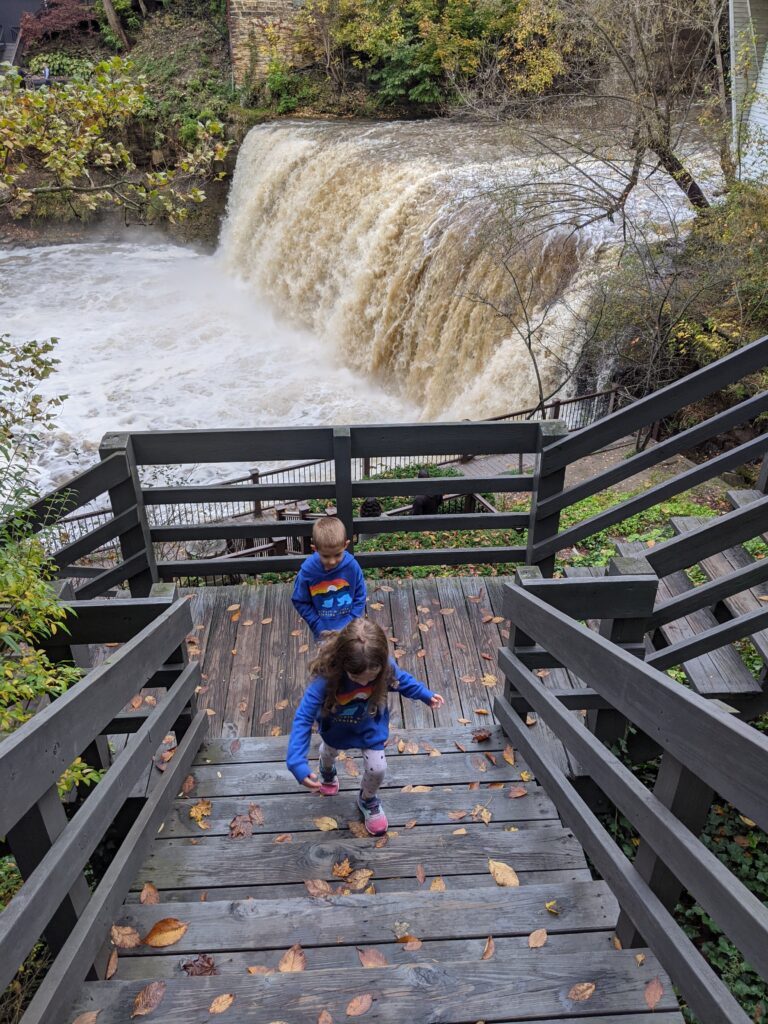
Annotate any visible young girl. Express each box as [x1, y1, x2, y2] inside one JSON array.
[[286, 618, 445, 835]]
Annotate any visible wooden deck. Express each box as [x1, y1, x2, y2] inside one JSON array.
[[68, 724, 680, 1024]]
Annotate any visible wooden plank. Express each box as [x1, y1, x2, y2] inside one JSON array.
[[186, 750, 525, 797], [538, 389, 768, 517], [389, 581, 433, 729], [542, 334, 768, 471], [363, 583, 402, 729], [497, 654, 768, 979], [161, 786, 560, 837], [68, 952, 680, 1024], [0, 662, 200, 994], [50, 506, 138, 570], [74, 550, 150, 600], [37, 597, 174, 647], [191, 591, 241, 736], [409, 579, 461, 727], [18, 453, 129, 533], [219, 588, 266, 737], [503, 583, 768, 832], [504, 576, 659, 621], [0, 598, 192, 836], [355, 512, 529, 535], [436, 577, 496, 725], [353, 476, 534, 497], [144, 482, 337, 504], [647, 605, 768, 670], [357, 547, 527, 569], [121, 426, 334, 465], [19, 711, 208, 1024], [117, 879, 615, 949], [646, 495, 768, 576], [196, 724, 511, 763], [158, 555, 306, 578], [109, 930, 614, 974], [527, 421, 569, 575], [252, 585, 293, 738], [350, 421, 540, 457], [151, 520, 314, 542], [494, 696, 751, 1024]]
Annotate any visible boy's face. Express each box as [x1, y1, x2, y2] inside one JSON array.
[[313, 539, 349, 571]]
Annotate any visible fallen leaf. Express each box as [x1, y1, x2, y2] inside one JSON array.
[[139, 883, 160, 905], [105, 948, 118, 979], [348, 820, 369, 838], [405, 741, 419, 754], [305, 879, 332, 897], [247, 965, 275, 975], [461, 674, 477, 684], [545, 900, 560, 915], [261, 617, 273, 625], [453, 827, 467, 835], [612, 936, 623, 951], [393, 921, 412, 939], [488, 782, 504, 790], [189, 800, 212, 827], [481, 675, 497, 687], [206, 709, 216, 717], [230, 611, 241, 622], [471, 804, 492, 825], [357, 947, 388, 968], [449, 810, 468, 820], [229, 814, 253, 839], [348, 869, 374, 891], [467, 781, 480, 790], [299, 644, 309, 654], [634, 952, 646, 966], [404, 819, 417, 829], [182, 953, 217, 976], [129, 695, 143, 710], [144, 695, 158, 707], [470, 754, 488, 773], [488, 859, 520, 887], [318, 1012, 333, 1024], [472, 729, 492, 742], [369, 602, 384, 610], [200, 891, 207, 901], [402, 784, 432, 792], [535, 669, 550, 678], [291, 628, 302, 636], [528, 928, 547, 948], [314, 816, 339, 831], [181, 774, 196, 797], [131, 980, 166, 1018], [374, 835, 388, 848], [346, 994, 373, 1016], [111, 925, 141, 949], [457, 717, 471, 725], [248, 803, 265, 826], [274, 833, 292, 844], [454, 741, 466, 752], [279, 944, 306, 972], [491, 616, 504, 624], [416, 864, 426, 884], [209, 993, 235, 1014], [482, 614, 494, 623], [568, 982, 596, 1002], [480, 653, 493, 661], [333, 858, 353, 878], [474, 709, 490, 716], [72, 1014, 101, 1024], [275, 699, 289, 710], [481, 936, 495, 960], [430, 877, 446, 891], [416, 650, 427, 659], [645, 978, 664, 1010], [403, 938, 422, 951], [502, 746, 516, 766], [143, 918, 188, 948], [440, 607, 455, 615], [344, 760, 360, 777], [508, 786, 527, 799], [525, 713, 537, 727], [259, 710, 274, 724], [520, 770, 533, 782], [226, 604, 240, 612], [484, 752, 497, 766], [739, 815, 757, 827], [270, 726, 282, 736]]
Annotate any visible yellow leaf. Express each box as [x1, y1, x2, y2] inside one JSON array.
[[634, 952, 646, 966], [528, 928, 547, 948], [332, 858, 352, 878], [278, 944, 306, 972], [430, 876, 446, 891], [488, 859, 520, 887], [481, 674, 497, 687], [247, 965, 275, 975], [313, 816, 338, 832], [261, 617, 273, 625], [739, 815, 756, 827], [452, 828, 467, 835], [226, 604, 240, 612], [545, 900, 560, 915], [474, 708, 490, 715], [209, 993, 236, 1014], [520, 770, 533, 782], [142, 918, 189, 948]]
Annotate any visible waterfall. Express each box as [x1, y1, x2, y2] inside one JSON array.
[[218, 120, 597, 419]]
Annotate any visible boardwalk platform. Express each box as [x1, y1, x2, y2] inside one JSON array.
[[68, 724, 680, 1024]]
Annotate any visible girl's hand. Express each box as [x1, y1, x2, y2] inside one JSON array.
[[302, 772, 322, 790], [429, 693, 445, 709]]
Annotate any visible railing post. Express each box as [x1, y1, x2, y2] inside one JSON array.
[[250, 468, 262, 517], [615, 753, 714, 948], [757, 453, 768, 493], [527, 421, 569, 577], [99, 433, 158, 597], [503, 567, 541, 710], [299, 501, 313, 554], [333, 426, 354, 546]]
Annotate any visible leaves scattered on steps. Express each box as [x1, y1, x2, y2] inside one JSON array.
[[481, 936, 495, 960], [182, 953, 217, 976], [645, 977, 664, 1010], [209, 993, 236, 1014], [110, 925, 141, 949], [130, 980, 166, 1018], [528, 928, 548, 948], [346, 994, 373, 1016], [142, 918, 189, 948], [357, 947, 388, 968], [305, 879, 332, 897], [278, 944, 306, 972], [314, 816, 339, 831], [189, 799, 212, 830], [567, 982, 596, 1002], [139, 883, 159, 905], [488, 859, 520, 887]]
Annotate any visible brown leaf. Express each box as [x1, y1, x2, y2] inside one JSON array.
[[181, 774, 196, 797], [481, 936, 495, 960], [129, 694, 143, 710], [261, 617, 273, 625], [457, 717, 471, 725], [230, 611, 241, 622], [393, 920, 412, 939], [279, 944, 306, 972], [460, 674, 477, 684], [72, 1014, 101, 1024], [348, 869, 374, 891], [452, 827, 467, 835], [645, 977, 664, 1010], [248, 803, 265, 826], [568, 982, 596, 1002], [259, 710, 274, 724], [416, 650, 427, 659], [226, 604, 240, 612], [270, 726, 282, 736], [535, 669, 550, 678], [229, 814, 253, 839], [139, 883, 160, 905], [274, 833, 292, 844], [209, 993, 235, 1014], [314, 816, 339, 831], [472, 729, 492, 742], [502, 746, 516, 766], [344, 759, 360, 777], [482, 614, 494, 623], [448, 809, 468, 821], [401, 784, 431, 792], [470, 754, 488, 773], [374, 835, 388, 848], [405, 741, 419, 754], [105, 948, 118, 979], [634, 952, 646, 967], [416, 864, 426, 884], [481, 674, 497, 687], [143, 918, 188, 948], [348, 820, 369, 838], [357, 947, 388, 968], [454, 741, 466, 752], [346, 994, 373, 1017], [430, 876, 446, 891], [403, 938, 422, 951], [404, 819, 417, 829], [246, 965, 275, 975], [491, 616, 504, 624], [467, 781, 480, 790], [305, 879, 332, 897], [508, 785, 528, 799], [525, 713, 537, 727], [484, 752, 497, 766], [369, 602, 384, 610], [333, 858, 353, 878], [480, 652, 493, 661], [275, 699, 289, 710], [131, 980, 166, 1018], [474, 708, 490, 716], [439, 607, 455, 615], [200, 891, 208, 901], [318, 1012, 334, 1024], [298, 644, 309, 654], [182, 953, 217, 976], [488, 859, 520, 887], [111, 925, 141, 949], [528, 928, 548, 948]]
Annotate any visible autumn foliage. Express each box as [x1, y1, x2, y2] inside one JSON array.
[[20, 0, 94, 44]]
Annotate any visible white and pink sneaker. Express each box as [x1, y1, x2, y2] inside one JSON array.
[[357, 793, 388, 836], [319, 768, 339, 796]]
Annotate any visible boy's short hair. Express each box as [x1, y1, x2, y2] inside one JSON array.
[[312, 516, 348, 550]]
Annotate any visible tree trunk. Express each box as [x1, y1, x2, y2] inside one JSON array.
[[651, 143, 710, 210], [102, 0, 131, 50], [137, 0, 149, 16]]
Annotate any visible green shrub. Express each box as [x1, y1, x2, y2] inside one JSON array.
[[27, 52, 94, 78]]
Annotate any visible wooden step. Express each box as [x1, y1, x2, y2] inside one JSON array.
[[727, 488, 765, 511], [671, 515, 768, 664], [68, 952, 681, 1024]]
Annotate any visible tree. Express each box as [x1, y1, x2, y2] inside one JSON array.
[[0, 58, 230, 223]]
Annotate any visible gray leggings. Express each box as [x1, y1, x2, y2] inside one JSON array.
[[319, 741, 386, 800]]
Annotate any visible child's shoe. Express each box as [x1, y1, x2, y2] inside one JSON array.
[[319, 767, 339, 796], [357, 792, 388, 836]]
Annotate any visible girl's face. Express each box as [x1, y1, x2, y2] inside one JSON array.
[[346, 665, 381, 685]]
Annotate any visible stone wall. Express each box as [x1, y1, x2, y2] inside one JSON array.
[[227, 0, 301, 85]]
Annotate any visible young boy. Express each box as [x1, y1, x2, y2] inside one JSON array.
[[292, 516, 367, 640]]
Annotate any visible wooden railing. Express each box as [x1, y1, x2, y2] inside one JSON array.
[[495, 567, 768, 1024], [0, 589, 206, 1024]]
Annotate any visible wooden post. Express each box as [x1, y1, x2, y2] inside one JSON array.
[[616, 753, 714, 948], [299, 502, 312, 554], [6, 786, 100, 975], [98, 433, 158, 597], [527, 421, 569, 577], [250, 468, 262, 517], [363, 456, 371, 478], [757, 453, 768, 493], [504, 567, 541, 709], [333, 426, 354, 547], [588, 556, 657, 747]]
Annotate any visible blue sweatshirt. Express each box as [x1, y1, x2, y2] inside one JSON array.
[[286, 660, 434, 783], [291, 551, 367, 639]]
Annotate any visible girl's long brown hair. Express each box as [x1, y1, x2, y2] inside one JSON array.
[[309, 619, 395, 716]]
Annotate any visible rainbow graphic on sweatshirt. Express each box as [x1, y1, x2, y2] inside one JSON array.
[[334, 685, 374, 706], [309, 578, 350, 597]]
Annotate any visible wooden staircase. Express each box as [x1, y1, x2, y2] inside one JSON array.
[[65, 726, 679, 1023]]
